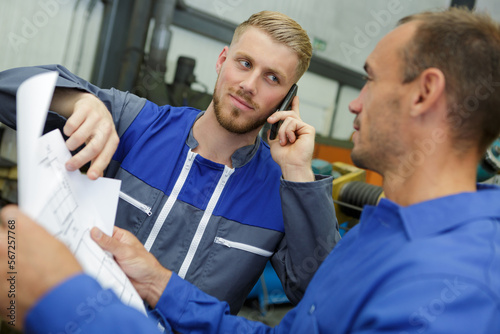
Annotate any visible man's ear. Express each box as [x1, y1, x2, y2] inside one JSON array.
[[410, 68, 446, 117], [216, 46, 229, 75]]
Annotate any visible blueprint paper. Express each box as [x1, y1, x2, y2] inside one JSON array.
[[16, 72, 146, 314]]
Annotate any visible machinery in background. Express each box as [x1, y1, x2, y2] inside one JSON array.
[[329, 162, 384, 235], [0, 125, 18, 206], [137, 55, 212, 110], [477, 137, 500, 182], [112, 0, 212, 111]]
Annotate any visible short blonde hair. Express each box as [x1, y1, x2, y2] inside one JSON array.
[[232, 11, 312, 81]]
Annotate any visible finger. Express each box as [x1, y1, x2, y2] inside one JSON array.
[[66, 123, 117, 175], [268, 109, 298, 126], [65, 109, 114, 152], [278, 118, 296, 145], [285, 126, 298, 144], [291, 95, 300, 117], [86, 131, 119, 180], [63, 111, 86, 138], [65, 123, 97, 152]]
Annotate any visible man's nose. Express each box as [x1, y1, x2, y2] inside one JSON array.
[[348, 97, 361, 115], [239, 73, 258, 95], [348, 88, 364, 114]]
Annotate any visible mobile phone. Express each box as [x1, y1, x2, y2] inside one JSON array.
[[269, 84, 298, 140]]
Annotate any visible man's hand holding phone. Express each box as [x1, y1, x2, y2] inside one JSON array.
[[267, 88, 315, 183]]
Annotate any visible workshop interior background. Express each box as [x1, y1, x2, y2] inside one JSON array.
[[0, 0, 499, 331]]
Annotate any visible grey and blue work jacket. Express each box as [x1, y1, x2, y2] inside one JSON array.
[[0, 65, 340, 313]]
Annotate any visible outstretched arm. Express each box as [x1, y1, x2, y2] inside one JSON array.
[[0, 65, 143, 180]]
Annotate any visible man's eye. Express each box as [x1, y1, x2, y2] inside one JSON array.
[[240, 60, 251, 68], [268, 75, 279, 83], [362, 75, 372, 82]]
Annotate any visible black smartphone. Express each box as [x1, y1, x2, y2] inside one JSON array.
[[269, 84, 298, 140]]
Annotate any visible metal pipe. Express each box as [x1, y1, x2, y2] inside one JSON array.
[[147, 0, 177, 78], [75, 0, 100, 74], [116, 0, 154, 91]]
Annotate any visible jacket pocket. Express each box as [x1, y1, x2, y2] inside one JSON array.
[[214, 237, 273, 257], [119, 191, 152, 216]]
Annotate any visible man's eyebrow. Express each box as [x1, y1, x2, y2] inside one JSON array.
[[236, 51, 288, 82]]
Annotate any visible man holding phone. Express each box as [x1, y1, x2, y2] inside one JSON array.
[[0, 11, 339, 314], [1, 7, 498, 334], [269, 83, 298, 140]]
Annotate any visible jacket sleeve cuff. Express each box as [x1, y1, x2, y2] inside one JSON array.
[[280, 174, 333, 189], [155, 272, 192, 325]]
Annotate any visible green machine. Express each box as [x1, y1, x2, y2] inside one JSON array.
[[477, 137, 500, 182]]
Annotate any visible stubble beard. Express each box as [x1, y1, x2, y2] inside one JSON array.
[[351, 97, 404, 175], [213, 86, 269, 135]]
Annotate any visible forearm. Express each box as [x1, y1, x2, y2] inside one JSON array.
[[143, 265, 171, 309], [0, 65, 102, 127], [50, 87, 91, 119], [281, 164, 315, 182], [25, 274, 159, 333], [273, 175, 340, 303]]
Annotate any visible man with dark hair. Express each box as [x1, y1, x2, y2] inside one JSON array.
[[1, 7, 500, 334]]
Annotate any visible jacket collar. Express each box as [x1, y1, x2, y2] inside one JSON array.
[[185, 111, 261, 169], [361, 184, 500, 240]]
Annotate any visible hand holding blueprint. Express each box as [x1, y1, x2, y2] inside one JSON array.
[[16, 72, 146, 314]]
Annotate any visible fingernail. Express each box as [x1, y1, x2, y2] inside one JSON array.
[[88, 171, 98, 179], [91, 228, 102, 240], [66, 163, 76, 171]]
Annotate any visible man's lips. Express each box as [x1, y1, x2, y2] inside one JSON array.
[[353, 117, 360, 131], [230, 94, 254, 110]]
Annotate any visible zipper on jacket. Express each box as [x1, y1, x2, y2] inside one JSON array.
[[214, 237, 273, 257], [144, 150, 198, 252], [119, 191, 152, 216], [177, 165, 235, 279]]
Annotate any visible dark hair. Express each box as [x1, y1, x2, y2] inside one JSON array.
[[399, 7, 500, 153]]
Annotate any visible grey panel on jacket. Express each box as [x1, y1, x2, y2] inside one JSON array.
[[115, 168, 284, 313]]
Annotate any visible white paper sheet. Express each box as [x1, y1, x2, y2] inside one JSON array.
[[16, 71, 146, 314]]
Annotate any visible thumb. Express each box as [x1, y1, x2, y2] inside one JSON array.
[[91, 227, 122, 255]]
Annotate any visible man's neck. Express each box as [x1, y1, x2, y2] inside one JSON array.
[[381, 151, 478, 206], [191, 104, 260, 168]]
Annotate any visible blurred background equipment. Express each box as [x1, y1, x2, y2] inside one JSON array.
[[477, 137, 500, 182]]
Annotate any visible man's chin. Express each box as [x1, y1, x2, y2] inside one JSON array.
[[350, 151, 369, 170]]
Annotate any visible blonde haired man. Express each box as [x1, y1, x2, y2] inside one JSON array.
[[2, 7, 499, 334], [0, 10, 338, 316]]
